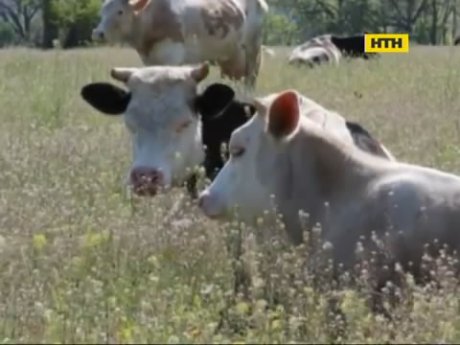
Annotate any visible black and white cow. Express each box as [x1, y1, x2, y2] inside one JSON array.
[[292, 33, 379, 63]]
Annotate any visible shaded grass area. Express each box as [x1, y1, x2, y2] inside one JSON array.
[[0, 46, 460, 342]]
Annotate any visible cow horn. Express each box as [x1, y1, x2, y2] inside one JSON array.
[[110, 67, 137, 83], [190, 62, 210, 82]]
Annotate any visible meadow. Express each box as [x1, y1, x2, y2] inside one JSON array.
[[1, 46, 460, 343]]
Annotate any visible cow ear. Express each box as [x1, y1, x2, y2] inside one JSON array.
[[190, 62, 210, 83], [195, 83, 235, 119], [130, 0, 149, 12], [267, 90, 300, 139], [80, 82, 131, 115]]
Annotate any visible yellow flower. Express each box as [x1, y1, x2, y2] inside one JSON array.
[[33, 233, 47, 250]]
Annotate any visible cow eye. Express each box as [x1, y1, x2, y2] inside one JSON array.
[[175, 120, 192, 133], [231, 146, 245, 158]]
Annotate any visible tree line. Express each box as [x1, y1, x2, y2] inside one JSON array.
[[0, 0, 458, 49]]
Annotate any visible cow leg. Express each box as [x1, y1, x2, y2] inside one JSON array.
[[243, 30, 264, 89], [245, 45, 262, 89]]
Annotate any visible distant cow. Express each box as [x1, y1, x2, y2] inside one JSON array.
[[198, 89, 460, 291], [288, 39, 341, 67], [297, 33, 378, 61], [80, 64, 394, 199], [91, 0, 269, 87]]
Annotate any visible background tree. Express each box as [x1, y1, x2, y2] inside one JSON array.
[[50, 0, 99, 48], [0, 19, 15, 46], [0, 0, 41, 43], [41, 0, 56, 48]]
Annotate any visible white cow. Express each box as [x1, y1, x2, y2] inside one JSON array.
[[198, 89, 460, 281], [92, 0, 269, 87]]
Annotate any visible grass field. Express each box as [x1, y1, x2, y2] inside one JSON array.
[[1, 46, 460, 343]]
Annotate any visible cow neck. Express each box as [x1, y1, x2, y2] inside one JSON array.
[[298, 126, 383, 201], [126, 14, 144, 52], [272, 126, 390, 245]]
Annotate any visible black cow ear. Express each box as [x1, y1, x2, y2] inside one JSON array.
[[195, 83, 235, 119], [80, 82, 131, 115]]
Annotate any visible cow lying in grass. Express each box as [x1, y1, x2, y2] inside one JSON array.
[[289, 33, 379, 67], [198, 89, 460, 296], [80, 63, 394, 199], [288, 38, 342, 67]]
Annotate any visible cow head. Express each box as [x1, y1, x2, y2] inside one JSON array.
[[197, 84, 256, 179], [198, 89, 397, 220], [81, 63, 243, 197], [198, 93, 280, 221], [92, 0, 149, 43]]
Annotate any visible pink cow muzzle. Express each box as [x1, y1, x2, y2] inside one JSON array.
[[130, 166, 164, 197], [198, 190, 225, 219]]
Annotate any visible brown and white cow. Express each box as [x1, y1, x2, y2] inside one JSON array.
[[198, 89, 460, 283], [92, 0, 268, 87]]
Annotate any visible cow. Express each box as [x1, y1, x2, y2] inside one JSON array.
[[80, 63, 394, 199], [198, 89, 460, 301], [297, 33, 379, 61], [288, 39, 341, 67], [91, 0, 269, 88], [195, 83, 256, 181]]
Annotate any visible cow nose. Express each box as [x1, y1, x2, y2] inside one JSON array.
[[198, 190, 221, 218], [130, 167, 164, 196], [92, 30, 104, 41]]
